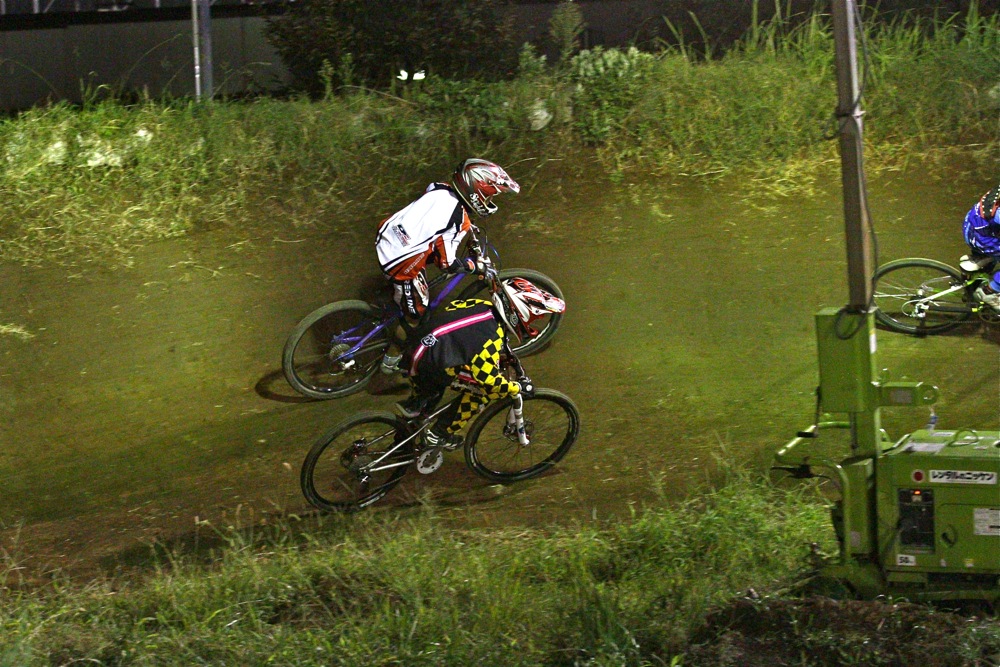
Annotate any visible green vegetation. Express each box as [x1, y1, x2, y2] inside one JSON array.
[[2, 468, 996, 665], [0, 5, 996, 263], [0, 322, 32, 340], [0, 471, 830, 665], [265, 0, 519, 95]]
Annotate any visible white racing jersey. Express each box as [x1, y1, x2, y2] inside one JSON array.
[[375, 184, 472, 281]]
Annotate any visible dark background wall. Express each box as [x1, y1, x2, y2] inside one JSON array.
[[0, 12, 288, 110], [1, 0, 996, 111]]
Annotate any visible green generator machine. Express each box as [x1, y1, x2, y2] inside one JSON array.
[[775, 309, 1000, 602], [772, 0, 1000, 603]]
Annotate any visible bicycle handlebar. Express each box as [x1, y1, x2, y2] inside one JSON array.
[[465, 225, 501, 268]]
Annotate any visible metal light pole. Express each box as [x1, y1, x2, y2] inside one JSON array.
[[832, 0, 873, 310], [191, 0, 214, 99], [819, 0, 883, 459]]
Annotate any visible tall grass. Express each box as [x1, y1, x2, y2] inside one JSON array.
[[0, 468, 837, 665], [0, 5, 995, 264], [612, 2, 998, 179], [0, 87, 558, 263], [863, 5, 1000, 150], [3, 466, 997, 665]]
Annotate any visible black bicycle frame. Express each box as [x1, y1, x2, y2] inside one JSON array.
[[920, 274, 986, 315]]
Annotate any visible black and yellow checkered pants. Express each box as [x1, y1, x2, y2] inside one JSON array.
[[436, 331, 519, 434], [410, 323, 520, 435]]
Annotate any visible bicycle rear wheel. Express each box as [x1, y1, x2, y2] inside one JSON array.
[[282, 300, 392, 399], [873, 259, 971, 335], [464, 389, 580, 483], [301, 411, 412, 512], [458, 268, 564, 356]]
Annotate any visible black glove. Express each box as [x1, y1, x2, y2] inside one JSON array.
[[517, 376, 535, 399]]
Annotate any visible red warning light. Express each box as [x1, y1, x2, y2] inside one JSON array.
[[912, 470, 925, 482]]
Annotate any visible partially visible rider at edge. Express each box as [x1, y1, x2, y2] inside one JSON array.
[[394, 296, 530, 449], [375, 158, 521, 373], [962, 183, 1000, 312]]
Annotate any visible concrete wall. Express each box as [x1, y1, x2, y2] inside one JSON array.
[[0, 15, 290, 109], [0, 0, 691, 110]]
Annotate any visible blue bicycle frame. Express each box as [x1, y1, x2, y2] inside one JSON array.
[[330, 271, 471, 366]]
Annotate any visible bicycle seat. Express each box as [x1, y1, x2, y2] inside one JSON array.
[[959, 254, 995, 273]]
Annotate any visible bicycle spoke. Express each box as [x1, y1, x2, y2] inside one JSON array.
[[466, 390, 579, 482], [302, 413, 411, 511], [873, 260, 970, 335], [283, 301, 391, 399]]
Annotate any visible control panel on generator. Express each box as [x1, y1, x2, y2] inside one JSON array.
[[880, 430, 1000, 580]]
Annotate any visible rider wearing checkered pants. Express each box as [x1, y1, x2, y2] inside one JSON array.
[[395, 298, 521, 450]]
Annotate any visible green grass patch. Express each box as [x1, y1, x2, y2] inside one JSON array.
[[0, 5, 996, 264], [0, 468, 823, 665], [2, 466, 996, 665]]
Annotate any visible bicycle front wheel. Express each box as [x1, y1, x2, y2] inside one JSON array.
[[282, 300, 392, 399], [301, 411, 412, 512], [458, 268, 564, 356], [873, 259, 971, 335], [465, 389, 580, 483]]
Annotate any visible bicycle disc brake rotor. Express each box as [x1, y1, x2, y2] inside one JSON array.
[[416, 448, 444, 474], [502, 419, 535, 443]]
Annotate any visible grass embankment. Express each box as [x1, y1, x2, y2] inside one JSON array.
[[2, 470, 997, 665], [0, 6, 996, 265]]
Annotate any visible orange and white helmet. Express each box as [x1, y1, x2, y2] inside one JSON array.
[[451, 158, 520, 218], [496, 277, 565, 339]]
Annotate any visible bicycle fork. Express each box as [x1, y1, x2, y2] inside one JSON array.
[[506, 395, 530, 446]]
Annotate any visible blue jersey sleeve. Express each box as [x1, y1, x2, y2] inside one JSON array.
[[963, 204, 1000, 256]]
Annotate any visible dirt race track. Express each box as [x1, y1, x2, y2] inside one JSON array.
[[1, 165, 997, 579]]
